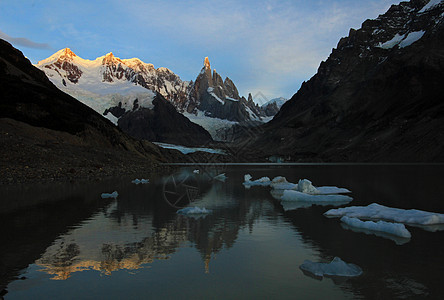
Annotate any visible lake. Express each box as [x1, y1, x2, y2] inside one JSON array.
[[1, 164, 444, 299]]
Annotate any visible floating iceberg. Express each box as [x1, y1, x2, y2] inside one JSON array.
[[300, 257, 362, 278], [270, 177, 351, 194], [270, 176, 297, 190], [131, 179, 149, 184], [281, 190, 353, 203], [325, 203, 444, 226], [101, 191, 118, 199], [315, 186, 351, 195], [213, 173, 227, 182], [340, 216, 411, 238], [176, 207, 212, 215], [243, 174, 271, 188], [296, 179, 319, 194]]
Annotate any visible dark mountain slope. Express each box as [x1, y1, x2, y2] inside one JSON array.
[[0, 39, 171, 184], [116, 93, 214, 146], [248, 0, 444, 162]]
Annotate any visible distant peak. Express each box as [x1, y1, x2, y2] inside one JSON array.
[[63, 48, 76, 57], [204, 57, 211, 69], [105, 52, 114, 58]]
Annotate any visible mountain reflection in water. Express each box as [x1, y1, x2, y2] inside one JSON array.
[[1, 165, 444, 299]]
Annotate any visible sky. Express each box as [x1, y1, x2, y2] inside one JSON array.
[[0, 0, 401, 102]]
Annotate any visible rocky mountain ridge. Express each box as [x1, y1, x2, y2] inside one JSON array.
[[248, 0, 444, 162], [37, 52, 271, 124]]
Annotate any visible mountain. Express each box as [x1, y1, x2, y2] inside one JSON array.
[[36, 52, 272, 141], [247, 0, 444, 162], [186, 57, 264, 122], [261, 97, 288, 116], [0, 39, 171, 184], [109, 93, 213, 146]]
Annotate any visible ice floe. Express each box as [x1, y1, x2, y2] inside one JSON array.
[[281, 190, 353, 203], [270, 176, 297, 190], [281, 199, 353, 211], [131, 179, 149, 184], [176, 207, 212, 215], [300, 257, 362, 278], [325, 203, 444, 226], [213, 173, 227, 182], [243, 174, 271, 188], [193, 169, 200, 174], [270, 177, 351, 194], [340, 216, 411, 238], [101, 191, 118, 199]]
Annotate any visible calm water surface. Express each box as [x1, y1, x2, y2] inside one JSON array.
[[1, 165, 444, 299]]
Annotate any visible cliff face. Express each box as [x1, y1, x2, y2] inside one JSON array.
[[249, 0, 444, 162], [117, 94, 213, 147]]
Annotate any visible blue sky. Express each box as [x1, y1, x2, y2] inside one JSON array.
[[0, 0, 399, 101]]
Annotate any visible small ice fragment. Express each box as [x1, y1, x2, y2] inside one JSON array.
[[193, 169, 200, 174], [101, 191, 118, 199], [176, 207, 211, 215], [214, 173, 227, 182], [300, 257, 362, 278], [340, 216, 411, 238], [270, 176, 297, 190], [132, 179, 149, 184], [315, 186, 352, 194], [243, 174, 271, 187], [325, 203, 444, 226]]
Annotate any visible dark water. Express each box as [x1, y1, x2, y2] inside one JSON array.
[[1, 165, 444, 299]]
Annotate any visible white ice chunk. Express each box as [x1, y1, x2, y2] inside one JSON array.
[[296, 179, 319, 194], [300, 257, 363, 278], [176, 207, 211, 215], [340, 216, 411, 238], [316, 186, 352, 194], [325, 203, 444, 226], [213, 173, 227, 182], [101, 191, 118, 199], [399, 31, 425, 48], [281, 190, 352, 204], [193, 169, 200, 174], [270, 176, 297, 190], [243, 174, 271, 188]]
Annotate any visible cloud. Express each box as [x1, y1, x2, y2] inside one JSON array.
[[0, 30, 51, 50]]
